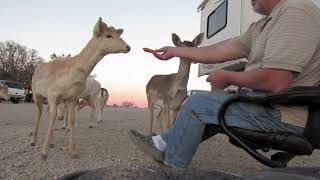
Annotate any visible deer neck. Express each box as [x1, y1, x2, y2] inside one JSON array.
[[73, 38, 106, 80], [175, 58, 191, 87]]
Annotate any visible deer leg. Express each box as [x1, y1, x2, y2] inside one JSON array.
[[66, 100, 77, 158], [148, 103, 155, 134], [97, 100, 104, 124], [156, 107, 164, 133], [47, 104, 55, 146], [164, 106, 171, 131], [31, 96, 43, 146], [170, 110, 178, 127], [41, 97, 57, 160], [89, 105, 95, 128], [65, 107, 70, 131]]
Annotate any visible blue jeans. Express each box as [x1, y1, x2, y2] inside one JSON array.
[[160, 90, 304, 168]]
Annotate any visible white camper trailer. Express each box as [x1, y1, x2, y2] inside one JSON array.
[[197, 0, 320, 77]]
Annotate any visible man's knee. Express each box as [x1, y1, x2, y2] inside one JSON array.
[[181, 90, 233, 115], [182, 93, 205, 111]]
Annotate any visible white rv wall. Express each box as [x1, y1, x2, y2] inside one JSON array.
[[198, 0, 320, 76], [199, 0, 241, 46], [198, 0, 241, 76]]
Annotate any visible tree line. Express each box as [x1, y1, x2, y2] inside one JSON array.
[[0, 40, 70, 89], [0, 41, 44, 88]]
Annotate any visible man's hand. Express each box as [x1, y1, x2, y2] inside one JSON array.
[[206, 69, 231, 89], [151, 46, 176, 60]]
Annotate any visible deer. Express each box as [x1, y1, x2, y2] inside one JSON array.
[[146, 33, 204, 134], [57, 76, 103, 128], [79, 87, 109, 125], [0, 84, 9, 101], [30, 17, 130, 160], [58, 87, 109, 129]]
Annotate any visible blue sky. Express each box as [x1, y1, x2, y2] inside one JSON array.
[[0, 0, 211, 107]]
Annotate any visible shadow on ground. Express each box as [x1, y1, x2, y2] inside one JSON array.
[[59, 166, 320, 180]]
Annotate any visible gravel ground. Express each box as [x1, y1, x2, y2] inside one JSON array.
[[0, 102, 319, 179]]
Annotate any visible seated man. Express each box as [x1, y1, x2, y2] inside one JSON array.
[[129, 0, 320, 168]]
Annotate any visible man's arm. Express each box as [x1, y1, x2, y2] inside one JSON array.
[[174, 39, 248, 64], [207, 68, 294, 92], [153, 39, 247, 64]]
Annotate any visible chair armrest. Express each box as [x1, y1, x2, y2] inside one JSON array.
[[238, 86, 320, 105]]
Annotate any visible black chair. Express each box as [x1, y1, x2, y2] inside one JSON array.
[[205, 86, 320, 168]]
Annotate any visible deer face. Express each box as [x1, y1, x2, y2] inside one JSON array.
[[171, 33, 204, 64], [0, 84, 9, 100], [171, 33, 204, 48], [93, 17, 131, 55]]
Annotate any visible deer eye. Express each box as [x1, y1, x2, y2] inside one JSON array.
[[106, 35, 112, 38]]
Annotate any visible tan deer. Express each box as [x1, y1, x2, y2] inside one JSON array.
[[57, 76, 103, 128], [146, 33, 204, 133], [59, 87, 109, 129], [30, 17, 130, 160]]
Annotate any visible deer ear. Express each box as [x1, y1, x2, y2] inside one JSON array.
[[93, 17, 105, 37], [116, 29, 123, 35], [192, 33, 204, 47], [172, 33, 181, 47]]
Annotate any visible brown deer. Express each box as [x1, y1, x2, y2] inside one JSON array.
[[30, 17, 130, 160], [146, 33, 204, 133]]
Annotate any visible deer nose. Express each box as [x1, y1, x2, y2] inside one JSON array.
[[126, 45, 131, 51]]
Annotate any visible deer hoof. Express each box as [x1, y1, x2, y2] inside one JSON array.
[[41, 153, 48, 161], [30, 142, 36, 146], [70, 153, 78, 159], [88, 125, 93, 128], [49, 144, 54, 148]]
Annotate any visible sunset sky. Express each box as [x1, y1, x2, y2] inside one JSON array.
[[0, 0, 212, 107]]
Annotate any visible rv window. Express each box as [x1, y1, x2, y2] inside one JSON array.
[[207, 0, 228, 39]]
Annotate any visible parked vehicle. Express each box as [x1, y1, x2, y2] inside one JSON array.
[[0, 80, 26, 104]]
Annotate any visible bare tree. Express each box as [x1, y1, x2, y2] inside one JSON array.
[[121, 100, 137, 108], [0, 41, 44, 87], [50, 53, 71, 61]]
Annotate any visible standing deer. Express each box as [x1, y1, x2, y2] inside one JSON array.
[[30, 17, 130, 159], [146, 33, 204, 133], [82, 87, 109, 124], [57, 76, 105, 128], [59, 87, 109, 129]]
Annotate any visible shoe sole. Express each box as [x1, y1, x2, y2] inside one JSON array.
[[128, 130, 164, 162]]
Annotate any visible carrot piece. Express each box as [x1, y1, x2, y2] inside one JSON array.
[[143, 48, 156, 53]]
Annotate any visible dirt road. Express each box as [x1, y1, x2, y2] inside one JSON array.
[[0, 103, 319, 179]]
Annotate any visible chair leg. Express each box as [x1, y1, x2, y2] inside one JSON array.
[[271, 152, 295, 166]]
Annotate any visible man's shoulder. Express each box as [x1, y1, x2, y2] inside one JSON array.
[[280, 0, 320, 27], [283, 0, 318, 12]]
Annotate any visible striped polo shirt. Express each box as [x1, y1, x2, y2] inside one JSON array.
[[232, 0, 320, 127]]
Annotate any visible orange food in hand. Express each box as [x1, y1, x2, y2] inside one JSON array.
[[143, 48, 156, 53]]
